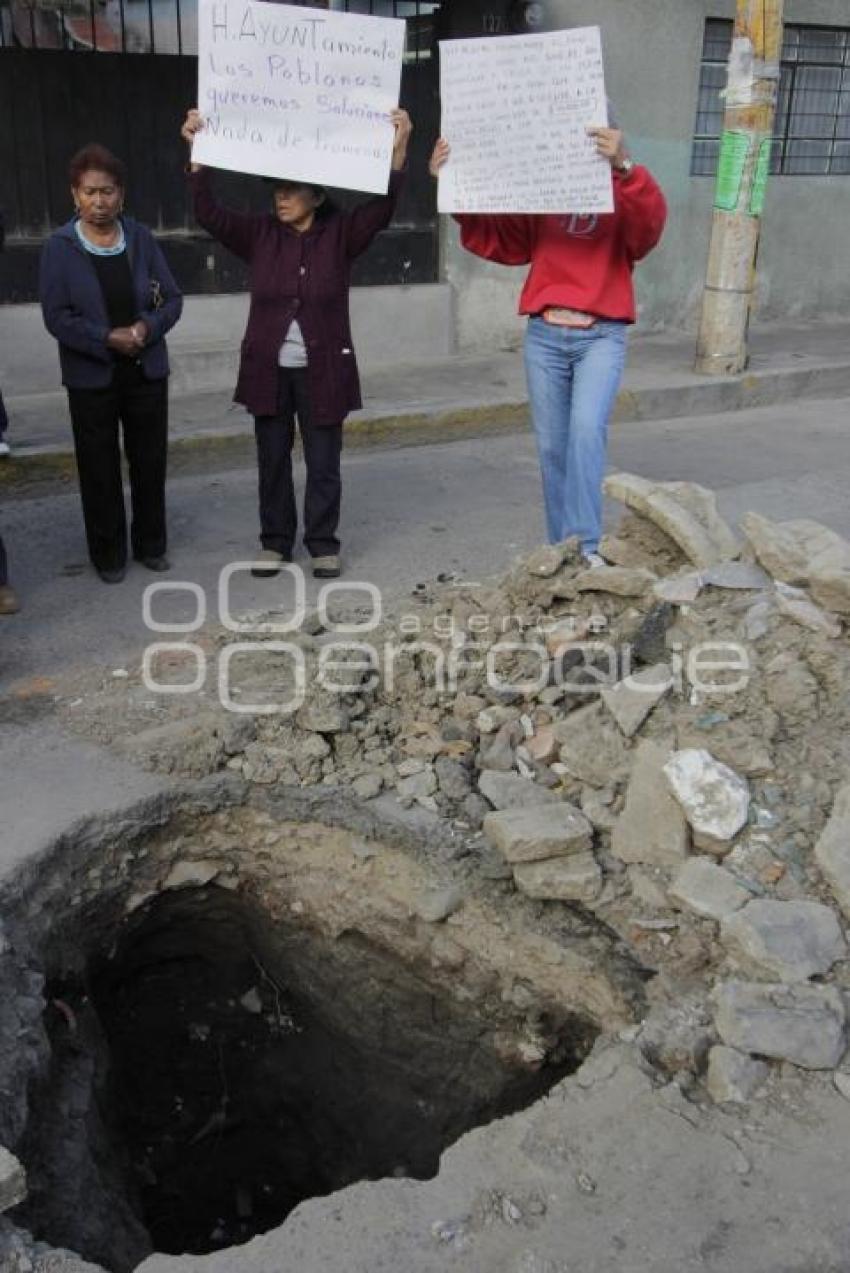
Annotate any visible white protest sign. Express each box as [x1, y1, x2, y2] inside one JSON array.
[[193, 0, 405, 194], [438, 26, 613, 214]]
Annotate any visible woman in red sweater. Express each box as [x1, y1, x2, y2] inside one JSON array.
[[430, 128, 666, 563]]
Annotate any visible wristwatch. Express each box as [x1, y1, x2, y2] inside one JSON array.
[[614, 157, 636, 176]]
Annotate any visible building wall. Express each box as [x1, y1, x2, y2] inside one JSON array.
[[444, 0, 850, 353]]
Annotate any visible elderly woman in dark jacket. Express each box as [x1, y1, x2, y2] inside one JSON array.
[[180, 107, 412, 579], [40, 144, 183, 583]]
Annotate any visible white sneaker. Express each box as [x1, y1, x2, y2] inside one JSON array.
[[0, 441, 10, 458], [582, 552, 607, 569]]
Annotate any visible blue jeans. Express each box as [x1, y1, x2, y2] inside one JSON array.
[[524, 316, 628, 553]]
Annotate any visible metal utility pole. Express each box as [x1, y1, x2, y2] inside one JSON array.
[[694, 0, 784, 375]]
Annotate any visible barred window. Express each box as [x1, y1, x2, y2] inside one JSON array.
[[0, 0, 438, 57], [692, 18, 850, 177]]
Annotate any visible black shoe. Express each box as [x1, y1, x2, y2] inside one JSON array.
[[97, 566, 126, 584], [137, 555, 171, 572]]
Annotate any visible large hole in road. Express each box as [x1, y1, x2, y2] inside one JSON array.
[[17, 880, 600, 1268]]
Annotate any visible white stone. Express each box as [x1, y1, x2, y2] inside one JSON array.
[[574, 565, 657, 597], [0, 1145, 26, 1213], [815, 783, 850, 919], [720, 899, 846, 982], [701, 561, 772, 591], [612, 740, 689, 867], [713, 980, 846, 1070], [653, 571, 703, 604], [483, 803, 593, 864], [513, 851, 602, 902], [669, 858, 750, 920], [706, 1046, 768, 1104], [601, 663, 672, 737], [663, 749, 750, 850]]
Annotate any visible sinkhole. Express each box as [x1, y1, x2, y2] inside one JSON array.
[[15, 879, 600, 1270]]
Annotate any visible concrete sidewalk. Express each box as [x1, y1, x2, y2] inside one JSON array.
[[2, 318, 849, 486]]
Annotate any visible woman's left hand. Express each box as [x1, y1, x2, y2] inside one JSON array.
[[390, 108, 413, 171], [587, 126, 628, 169]]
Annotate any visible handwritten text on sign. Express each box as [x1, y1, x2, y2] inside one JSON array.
[[193, 0, 404, 194], [438, 27, 613, 214]]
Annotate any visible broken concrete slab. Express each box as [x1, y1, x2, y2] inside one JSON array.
[[483, 803, 593, 864], [554, 702, 632, 788], [512, 850, 602, 902], [604, 473, 740, 568], [663, 749, 750, 852], [713, 980, 847, 1070], [720, 899, 846, 983], [808, 541, 850, 615], [477, 770, 559, 811], [669, 858, 750, 920], [601, 663, 672, 738], [739, 512, 844, 586], [612, 740, 689, 867]]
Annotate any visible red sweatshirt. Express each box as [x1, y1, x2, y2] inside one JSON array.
[[454, 166, 667, 323]]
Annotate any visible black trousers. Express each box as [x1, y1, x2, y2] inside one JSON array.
[[253, 367, 342, 559], [66, 365, 168, 572], [0, 532, 7, 588]]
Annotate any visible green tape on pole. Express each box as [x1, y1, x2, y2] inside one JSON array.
[[749, 138, 772, 217], [714, 130, 751, 212]]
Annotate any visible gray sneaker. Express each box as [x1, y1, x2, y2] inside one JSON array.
[[311, 554, 341, 579], [251, 548, 287, 578]]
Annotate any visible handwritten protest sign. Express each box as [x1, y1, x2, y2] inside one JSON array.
[[438, 27, 613, 214], [193, 0, 404, 193]]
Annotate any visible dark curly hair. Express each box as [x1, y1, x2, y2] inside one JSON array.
[[69, 144, 127, 189]]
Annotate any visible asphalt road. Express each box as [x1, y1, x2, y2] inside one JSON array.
[[2, 394, 850, 686]]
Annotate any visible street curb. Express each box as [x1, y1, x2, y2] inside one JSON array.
[[2, 358, 849, 494]]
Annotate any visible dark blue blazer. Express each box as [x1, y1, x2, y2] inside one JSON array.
[[39, 217, 183, 388]]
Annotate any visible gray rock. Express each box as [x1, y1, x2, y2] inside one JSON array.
[[815, 783, 850, 918], [161, 859, 221, 891], [554, 703, 632, 788], [653, 571, 703, 604], [480, 720, 521, 772], [663, 749, 750, 851], [713, 980, 846, 1070], [415, 886, 465, 923], [706, 1046, 769, 1104], [435, 755, 473, 800], [669, 858, 750, 920], [483, 803, 593, 864], [461, 792, 491, 829], [721, 899, 846, 982], [295, 698, 349, 733], [601, 663, 672, 737], [0, 1144, 26, 1212], [513, 851, 602, 902], [478, 770, 559, 811], [352, 772, 383, 800], [574, 565, 657, 597], [476, 705, 520, 734], [611, 740, 689, 867], [396, 768, 438, 802], [524, 540, 578, 577]]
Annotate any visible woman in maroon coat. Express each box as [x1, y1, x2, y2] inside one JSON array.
[[181, 107, 412, 578]]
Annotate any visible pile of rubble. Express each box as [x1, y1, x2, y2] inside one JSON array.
[[58, 472, 850, 1105]]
